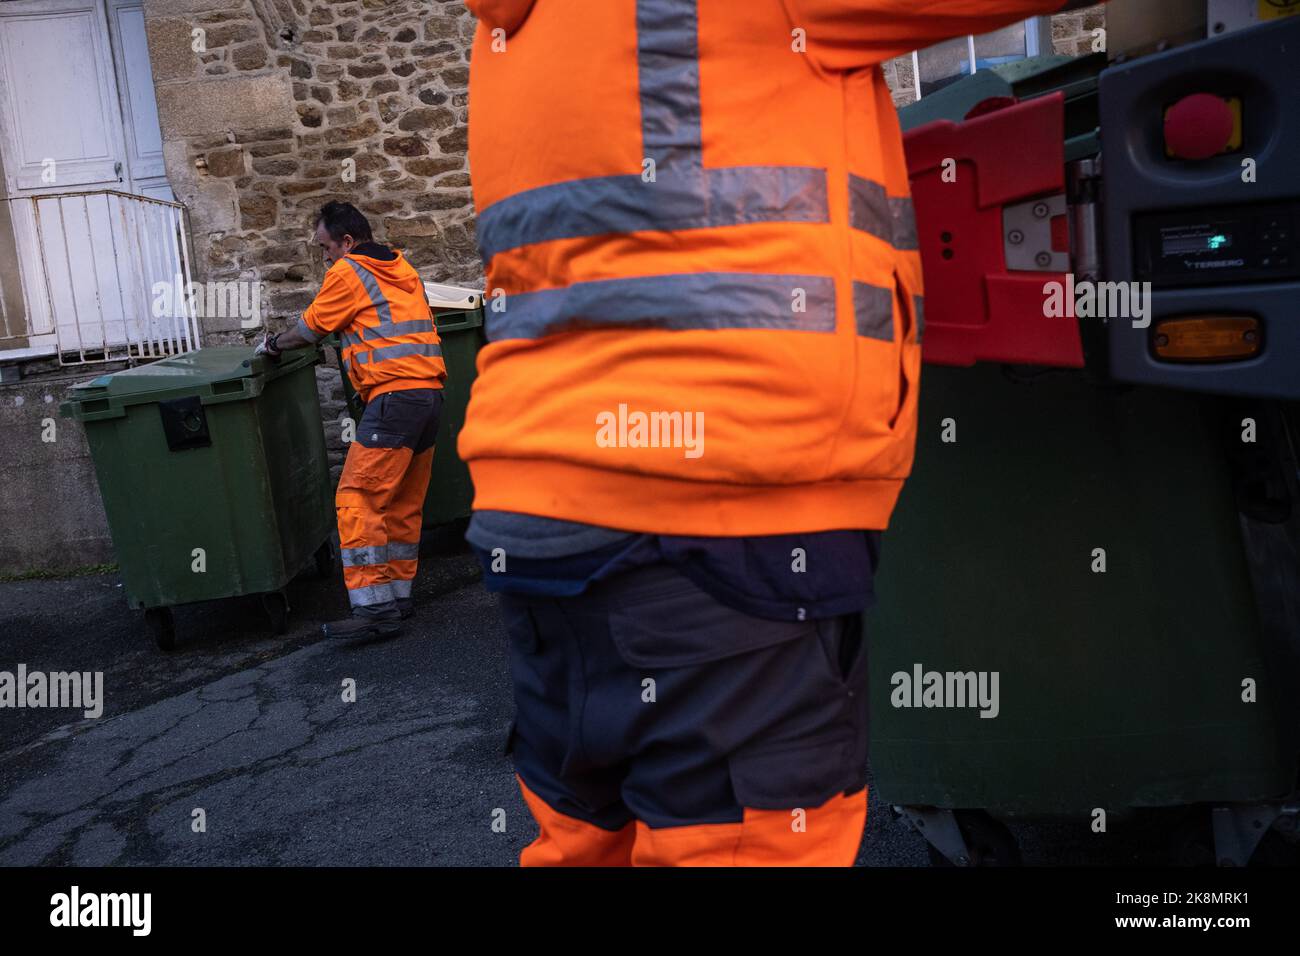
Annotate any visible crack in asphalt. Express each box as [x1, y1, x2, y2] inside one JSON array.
[[26, 716, 469, 866], [0, 636, 484, 864], [0, 575, 531, 866]]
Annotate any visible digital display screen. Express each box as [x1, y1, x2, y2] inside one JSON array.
[[1161, 228, 1234, 257], [1133, 199, 1299, 288]]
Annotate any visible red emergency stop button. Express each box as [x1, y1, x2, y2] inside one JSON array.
[[1164, 93, 1236, 160]]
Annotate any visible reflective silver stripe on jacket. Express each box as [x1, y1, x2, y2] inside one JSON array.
[[360, 318, 435, 341], [485, 272, 836, 342], [343, 258, 394, 326], [475, 0, 830, 261], [853, 282, 894, 342], [852, 281, 926, 343], [295, 317, 324, 344], [340, 257, 440, 364], [352, 342, 444, 365], [848, 175, 919, 251]]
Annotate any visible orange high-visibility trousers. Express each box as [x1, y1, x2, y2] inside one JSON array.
[[336, 389, 442, 613], [517, 776, 867, 867]]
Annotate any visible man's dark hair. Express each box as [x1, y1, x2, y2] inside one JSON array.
[[316, 201, 373, 243]]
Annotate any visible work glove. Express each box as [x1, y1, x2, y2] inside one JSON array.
[[253, 332, 282, 360]]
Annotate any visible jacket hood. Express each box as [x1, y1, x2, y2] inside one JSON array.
[[467, 0, 536, 35], [337, 250, 423, 296]]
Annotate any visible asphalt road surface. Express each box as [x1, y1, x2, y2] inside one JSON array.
[[0, 553, 1220, 866]]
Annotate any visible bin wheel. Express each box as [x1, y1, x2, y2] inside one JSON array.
[[314, 540, 337, 578], [262, 591, 290, 635], [144, 607, 176, 652], [927, 810, 1022, 867]]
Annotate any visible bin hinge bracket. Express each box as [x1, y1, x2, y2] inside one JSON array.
[[1211, 803, 1284, 866], [897, 806, 973, 866]]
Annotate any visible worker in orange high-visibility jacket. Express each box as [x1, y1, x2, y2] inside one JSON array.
[[462, 0, 1100, 866], [258, 201, 446, 640]]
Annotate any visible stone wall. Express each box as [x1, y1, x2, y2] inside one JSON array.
[[1051, 3, 1107, 55], [140, 0, 481, 485], [143, 0, 481, 344], [881, 56, 918, 109]]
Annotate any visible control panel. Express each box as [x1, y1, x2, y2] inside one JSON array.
[[1099, 14, 1300, 398]]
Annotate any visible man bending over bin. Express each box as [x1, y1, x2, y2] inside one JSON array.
[[257, 200, 445, 639]]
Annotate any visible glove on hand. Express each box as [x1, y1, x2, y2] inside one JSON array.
[[254, 333, 281, 358]]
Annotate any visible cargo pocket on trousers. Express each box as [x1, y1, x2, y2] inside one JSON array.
[[357, 395, 407, 449], [728, 734, 859, 811], [816, 613, 868, 689], [814, 613, 870, 778], [496, 600, 540, 758]]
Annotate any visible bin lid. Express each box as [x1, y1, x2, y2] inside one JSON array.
[[423, 281, 483, 311], [62, 346, 316, 418], [899, 52, 1104, 161]]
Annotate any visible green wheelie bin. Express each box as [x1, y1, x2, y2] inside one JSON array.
[[867, 364, 1299, 865], [870, 46, 1300, 865], [61, 347, 336, 650], [420, 284, 485, 531]]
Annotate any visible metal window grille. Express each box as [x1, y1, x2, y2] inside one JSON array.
[[0, 189, 199, 364]]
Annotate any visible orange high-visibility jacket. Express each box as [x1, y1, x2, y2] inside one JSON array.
[[462, 0, 1069, 535], [297, 252, 446, 404]]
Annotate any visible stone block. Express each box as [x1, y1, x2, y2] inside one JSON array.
[[155, 75, 295, 137]]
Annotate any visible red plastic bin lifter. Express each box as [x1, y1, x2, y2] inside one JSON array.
[[901, 92, 1084, 368]]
